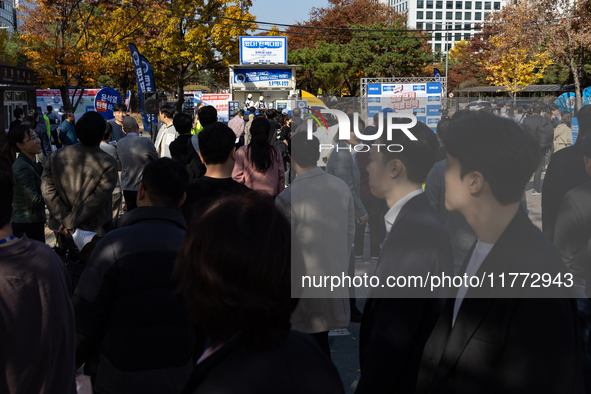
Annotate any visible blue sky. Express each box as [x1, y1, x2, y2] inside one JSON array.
[[249, 0, 329, 33]]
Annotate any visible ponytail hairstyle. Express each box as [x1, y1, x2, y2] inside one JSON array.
[[247, 117, 278, 174], [1, 125, 31, 164]]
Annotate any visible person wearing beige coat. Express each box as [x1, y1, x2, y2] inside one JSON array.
[[554, 111, 573, 152]]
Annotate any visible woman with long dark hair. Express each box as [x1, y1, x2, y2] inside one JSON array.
[[1, 124, 46, 242], [232, 117, 285, 196], [175, 193, 345, 394]]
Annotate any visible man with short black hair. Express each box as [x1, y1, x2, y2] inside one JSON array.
[[169, 112, 193, 165], [59, 112, 77, 146], [0, 156, 76, 393], [182, 122, 249, 222], [357, 122, 453, 394], [109, 103, 128, 142], [46, 105, 61, 148], [42, 112, 118, 236], [266, 109, 282, 145], [523, 102, 554, 195], [187, 105, 217, 162], [154, 104, 177, 158], [550, 103, 561, 128], [416, 112, 582, 393], [9, 107, 24, 132], [116, 116, 158, 211], [74, 158, 199, 393]]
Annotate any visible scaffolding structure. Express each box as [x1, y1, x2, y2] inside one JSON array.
[[360, 77, 447, 122]]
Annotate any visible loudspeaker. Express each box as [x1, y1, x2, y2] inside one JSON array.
[[143, 92, 159, 114]]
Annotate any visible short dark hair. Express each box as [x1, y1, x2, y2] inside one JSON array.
[[531, 102, 543, 114], [549, 103, 559, 112], [377, 121, 439, 184], [76, 111, 106, 146], [292, 108, 301, 117], [159, 104, 175, 119], [175, 193, 294, 350], [265, 109, 276, 119], [289, 131, 319, 168], [173, 113, 192, 135], [113, 103, 127, 112], [46, 105, 53, 113], [442, 112, 540, 205], [103, 121, 112, 141], [13, 108, 23, 119], [577, 105, 591, 140], [63, 112, 74, 122], [198, 122, 236, 165], [198, 106, 217, 126], [0, 155, 13, 228], [140, 158, 189, 209]]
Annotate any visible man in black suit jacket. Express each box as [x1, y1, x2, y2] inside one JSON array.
[[543, 104, 591, 242], [356, 122, 454, 394], [522, 102, 554, 194], [416, 112, 584, 394]]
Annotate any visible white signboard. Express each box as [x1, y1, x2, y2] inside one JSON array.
[[239, 37, 287, 64], [233, 68, 293, 89], [201, 94, 231, 123]]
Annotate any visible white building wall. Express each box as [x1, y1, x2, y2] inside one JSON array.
[[378, 0, 506, 53]]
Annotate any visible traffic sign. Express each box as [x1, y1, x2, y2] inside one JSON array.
[[448, 92, 454, 98]]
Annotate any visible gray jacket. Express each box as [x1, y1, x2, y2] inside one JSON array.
[[326, 141, 367, 218], [116, 134, 158, 191], [41, 143, 118, 234]]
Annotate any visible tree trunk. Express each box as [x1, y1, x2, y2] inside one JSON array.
[[570, 55, 581, 113], [175, 72, 185, 114]]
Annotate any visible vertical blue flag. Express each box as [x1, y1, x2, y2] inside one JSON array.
[[129, 44, 157, 136], [434, 68, 441, 82]]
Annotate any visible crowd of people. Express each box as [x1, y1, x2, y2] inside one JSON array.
[[1, 99, 591, 394]]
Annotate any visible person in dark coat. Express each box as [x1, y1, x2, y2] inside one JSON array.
[[8, 107, 24, 132], [1, 125, 46, 242], [0, 156, 76, 394], [74, 158, 200, 393], [522, 102, 554, 194], [356, 122, 454, 394], [416, 111, 583, 394], [170, 112, 193, 166], [181, 122, 250, 224], [543, 104, 591, 242], [176, 193, 345, 394]]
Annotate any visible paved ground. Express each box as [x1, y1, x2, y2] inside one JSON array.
[[42, 174, 544, 393]]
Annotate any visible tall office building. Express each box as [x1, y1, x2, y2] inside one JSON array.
[[0, 0, 16, 33], [380, 0, 506, 52]]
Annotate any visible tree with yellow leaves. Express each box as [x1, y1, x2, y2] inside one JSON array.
[[485, 46, 552, 99], [484, 0, 552, 102], [20, 0, 153, 111]]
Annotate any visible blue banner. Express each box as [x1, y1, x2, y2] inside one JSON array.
[[129, 44, 157, 136], [94, 87, 121, 120], [234, 69, 291, 84]]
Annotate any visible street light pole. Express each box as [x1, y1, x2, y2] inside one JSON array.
[[445, 47, 449, 109]]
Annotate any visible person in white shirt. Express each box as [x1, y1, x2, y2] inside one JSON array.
[[154, 104, 178, 158]]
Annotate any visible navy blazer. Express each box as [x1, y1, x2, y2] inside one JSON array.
[[416, 209, 583, 394], [357, 193, 453, 394]]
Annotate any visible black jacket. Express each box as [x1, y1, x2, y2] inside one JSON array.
[[542, 139, 590, 242], [170, 133, 192, 166], [180, 331, 344, 394], [357, 193, 453, 394], [522, 114, 554, 149], [73, 206, 199, 393], [416, 209, 583, 394], [554, 180, 591, 286]]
